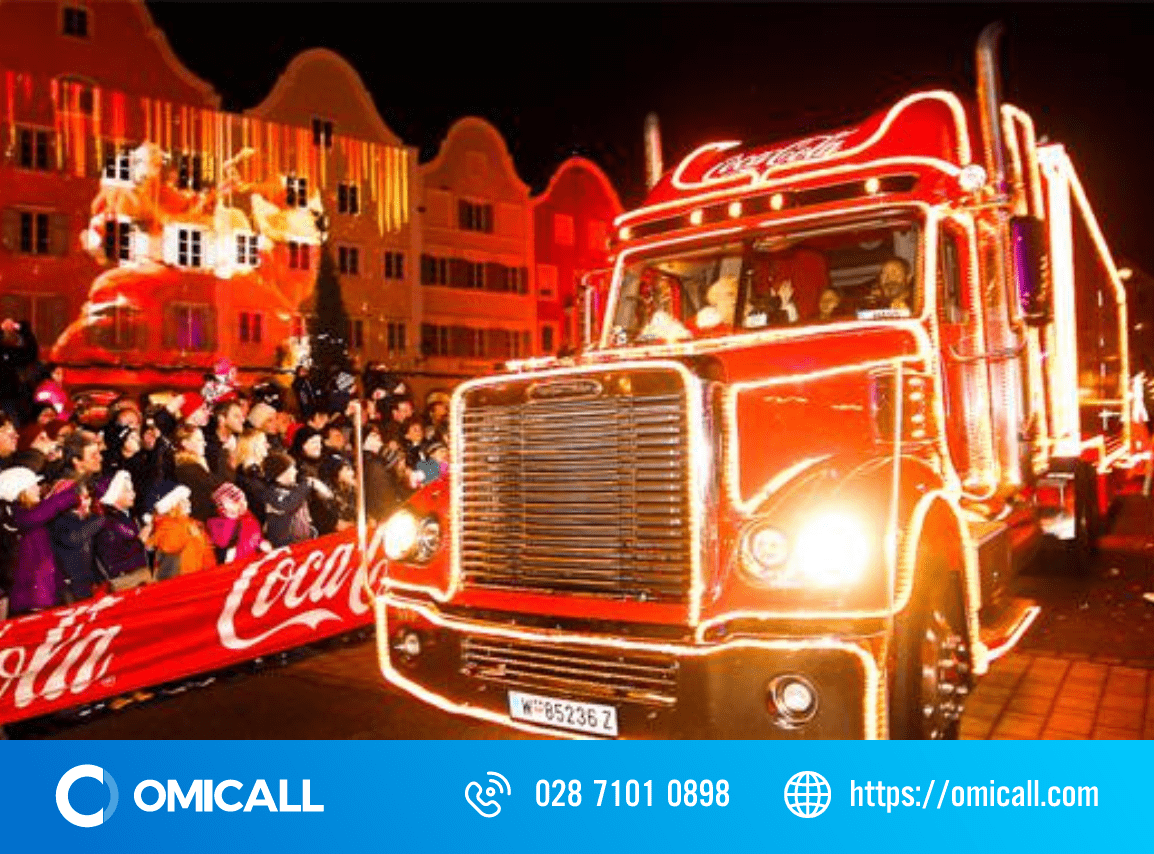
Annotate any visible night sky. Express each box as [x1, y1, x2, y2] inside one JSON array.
[[146, 3, 1154, 272]]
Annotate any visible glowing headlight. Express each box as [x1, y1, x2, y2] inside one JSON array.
[[416, 516, 442, 561], [383, 511, 419, 560], [741, 526, 790, 583], [791, 510, 870, 587]]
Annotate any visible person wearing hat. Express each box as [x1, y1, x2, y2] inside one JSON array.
[[2, 467, 79, 614], [695, 274, 740, 330], [318, 453, 356, 532], [423, 391, 451, 445], [146, 481, 215, 580], [48, 475, 106, 605], [201, 357, 238, 408], [94, 471, 150, 589], [247, 401, 283, 454], [33, 363, 72, 421], [260, 451, 315, 548], [362, 426, 413, 524], [206, 482, 268, 565], [177, 391, 210, 428]]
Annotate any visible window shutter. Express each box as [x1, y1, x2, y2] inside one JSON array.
[[1, 208, 18, 251], [162, 304, 177, 349], [449, 258, 468, 289], [485, 261, 503, 292], [162, 224, 178, 265], [520, 267, 529, 295], [50, 213, 70, 256]]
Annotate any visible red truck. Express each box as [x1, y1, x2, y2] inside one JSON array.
[[373, 26, 1135, 739]]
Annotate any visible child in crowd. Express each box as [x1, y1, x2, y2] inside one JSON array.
[[206, 482, 269, 565], [147, 481, 217, 580], [95, 470, 151, 590]]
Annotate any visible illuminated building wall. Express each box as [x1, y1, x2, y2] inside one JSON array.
[[531, 157, 622, 355], [417, 117, 536, 377]]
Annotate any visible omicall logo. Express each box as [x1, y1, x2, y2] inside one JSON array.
[[56, 764, 119, 828]]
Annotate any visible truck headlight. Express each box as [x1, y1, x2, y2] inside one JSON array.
[[791, 510, 870, 587], [383, 511, 442, 563], [740, 510, 871, 589]]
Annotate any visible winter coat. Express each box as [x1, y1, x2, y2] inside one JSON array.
[[364, 453, 405, 523], [206, 512, 264, 564], [149, 514, 217, 577], [8, 486, 78, 614], [262, 481, 314, 548], [0, 501, 18, 596], [174, 455, 223, 523], [49, 507, 106, 602], [94, 508, 149, 579]]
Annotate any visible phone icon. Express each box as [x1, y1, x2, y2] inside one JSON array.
[[465, 772, 511, 818]]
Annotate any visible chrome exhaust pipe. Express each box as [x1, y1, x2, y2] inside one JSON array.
[[644, 112, 663, 190], [976, 22, 1008, 194]]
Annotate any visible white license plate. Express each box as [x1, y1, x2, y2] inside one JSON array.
[[508, 690, 619, 737]]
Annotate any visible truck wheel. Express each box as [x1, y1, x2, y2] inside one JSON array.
[[890, 570, 971, 740]]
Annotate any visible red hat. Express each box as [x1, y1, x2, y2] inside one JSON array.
[[180, 391, 205, 420]]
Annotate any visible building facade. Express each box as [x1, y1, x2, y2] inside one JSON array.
[[531, 157, 622, 355]]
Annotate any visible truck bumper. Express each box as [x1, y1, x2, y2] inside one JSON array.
[[377, 598, 883, 739]]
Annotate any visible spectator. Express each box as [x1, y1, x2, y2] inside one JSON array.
[[32, 363, 72, 421], [94, 471, 150, 591], [202, 357, 238, 408], [424, 391, 450, 444], [3, 466, 76, 615], [318, 454, 357, 532], [292, 366, 322, 420], [401, 417, 426, 468], [0, 318, 38, 425], [363, 427, 405, 524], [172, 424, 223, 523], [383, 396, 415, 445], [146, 482, 216, 580], [234, 427, 271, 525], [48, 479, 105, 604], [59, 430, 104, 485], [205, 399, 244, 481], [177, 391, 211, 429], [247, 401, 283, 451], [416, 439, 449, 485], [261, 451, 314, 548], [206, 483, 268, 565], [140, 412, 176, 500], [0, 414, 17, 469]]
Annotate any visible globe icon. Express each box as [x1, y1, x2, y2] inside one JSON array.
[[784, 771, 831, 818]]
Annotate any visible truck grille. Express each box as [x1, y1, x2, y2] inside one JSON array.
[[461, 635, 679, 707], [458, 372, 692, 603]]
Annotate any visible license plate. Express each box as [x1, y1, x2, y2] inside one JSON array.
[[508, 690, 618, 737]]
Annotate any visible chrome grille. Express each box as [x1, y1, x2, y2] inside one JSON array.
[[458, 373, 691, 602], [461, 635, 678, 707]]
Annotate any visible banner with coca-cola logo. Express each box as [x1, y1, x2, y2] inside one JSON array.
[[0, 525, 388, 725]]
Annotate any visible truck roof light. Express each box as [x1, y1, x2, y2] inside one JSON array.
[[689, 209, 704, 226], [770, 193, 785, 211], [728, 201, 742, 218], [864, 177, 881, 194]]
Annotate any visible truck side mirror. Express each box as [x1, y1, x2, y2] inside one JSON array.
[[1010, 216, 1051, 326]]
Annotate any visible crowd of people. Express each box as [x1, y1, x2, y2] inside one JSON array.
[[0, 316, 449, 622]]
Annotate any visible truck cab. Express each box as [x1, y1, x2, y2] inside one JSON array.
[[372, 31, 1133, 739]]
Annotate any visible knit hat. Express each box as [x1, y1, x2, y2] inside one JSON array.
[[149, 481, 191, 515], [212, 482, 246, 514], [426, 390, 450, 408], [179, 391, 206, 421], [248, 401, 277, 431], [213, 357, 234, 378], [264, 451, 296, 484], [99, 470, 134, 507], [0, 466, 40, 502], [291, 426, 320, 458]]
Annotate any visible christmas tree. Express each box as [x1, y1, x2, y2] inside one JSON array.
[[309, 242, 351, 377]]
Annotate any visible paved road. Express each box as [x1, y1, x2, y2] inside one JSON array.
[[12, 496, 1154, 741]]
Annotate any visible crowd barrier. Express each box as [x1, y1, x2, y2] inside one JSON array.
[[0, 524, 388, 725]]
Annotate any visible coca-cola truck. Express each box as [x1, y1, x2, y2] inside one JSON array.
[[372, 27, 1134, 738]]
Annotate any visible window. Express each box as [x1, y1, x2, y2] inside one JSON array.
[[348, 318, 365, 349], [291, 315, 307, 338], [288, 241, 310, 270], [458, 200, 494, 233], [17, 128, 53, 171], [19, 212, 50, 255], [238, 311, 263, 344], [509, 266, 529, 294], [104, 147, 131, 182], [338, 183, 360, 215], [104, 219, 132, 263], [541, 325, 555, 355], [62, 5, 88, 37], [387, 321, 406, 353], [384, 251, 405, 280], [0, 293, 68, 348], [89, 303, 139, 351], [553, 214, 575, 247], [286, 176, 308, 208], [171, 304, 213, 351], [465, 261, 485, 289], [537, 264, 557, 299], [236, 233, 259, 266], [176, 153, 202, 191], [420, 254, 449, 285], [338, 245, 360, 275], [587, 220, 608, 251], [311, 118, 333, 149], [176, 228, 203, 267]]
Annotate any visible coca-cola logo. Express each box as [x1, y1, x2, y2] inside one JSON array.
[[704, 131, 855, 183], [216, 527, 389, 650], [0, 597, 122, 710]]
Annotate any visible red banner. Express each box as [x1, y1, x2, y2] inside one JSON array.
[[0, 525, 388, 725]]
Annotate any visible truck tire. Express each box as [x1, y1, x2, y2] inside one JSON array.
[[890, 568, 971, 740]]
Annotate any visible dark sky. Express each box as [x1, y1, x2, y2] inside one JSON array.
[[145, 2, 1154, 271]]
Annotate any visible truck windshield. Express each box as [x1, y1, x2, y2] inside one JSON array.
[[607, 218, 922, 347]]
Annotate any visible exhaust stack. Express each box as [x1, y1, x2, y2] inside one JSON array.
[[644, 112, 663, 190], [976, 22, 1008, 194]]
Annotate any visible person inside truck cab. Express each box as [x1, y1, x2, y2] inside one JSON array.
[[637, 273, 691, 342], [695, 274, 739, 330], [742, 247, 829, 327], [863, 257, 914, 313]]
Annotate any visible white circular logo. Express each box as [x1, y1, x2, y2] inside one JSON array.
[[56, 764, 119, 828], [783, 770, 831, 818]]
